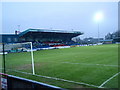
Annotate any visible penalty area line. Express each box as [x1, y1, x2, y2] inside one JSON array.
[[10, 69, 100, 88], [98, 72, 120, 88], [62, 62, 119, 67]]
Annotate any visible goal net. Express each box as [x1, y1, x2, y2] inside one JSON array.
[[3, 42, 35, 75]]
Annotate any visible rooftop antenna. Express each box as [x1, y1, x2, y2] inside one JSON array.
[[72, 29, 74, 31], [18, 25, 20, 31], [15, 25, 21, 34], [50, 27, 52, 30]]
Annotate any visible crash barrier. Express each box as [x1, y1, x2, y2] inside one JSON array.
[[0, 73, 63, 90]]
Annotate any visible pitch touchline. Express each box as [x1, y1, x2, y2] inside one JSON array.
[[1, 68, 118, 88], [62, 62, 118, 67], [98, 72, 120, 88], [6, 69, 101, 88]]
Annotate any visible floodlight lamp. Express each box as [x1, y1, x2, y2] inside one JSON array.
[[94, 12, 103, 22]]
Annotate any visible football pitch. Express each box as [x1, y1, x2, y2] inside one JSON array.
[[1, 44, 119, 88]]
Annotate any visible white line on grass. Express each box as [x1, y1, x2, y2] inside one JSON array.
[[6, 69, 101, 88], [62, 62, 119, 67], [98, 72, 120, 88]]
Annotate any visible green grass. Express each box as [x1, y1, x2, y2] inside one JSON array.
[[1, 44, 119, 89], [0, 54, 2, 73]]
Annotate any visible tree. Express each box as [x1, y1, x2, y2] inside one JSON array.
[[105, 30, 120, 42], [105, 33, 112, 39]]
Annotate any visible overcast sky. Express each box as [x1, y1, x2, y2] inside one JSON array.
[[2, 2, 118, 39]]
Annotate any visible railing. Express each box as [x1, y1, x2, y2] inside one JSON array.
[[0, 73, 64, 90]]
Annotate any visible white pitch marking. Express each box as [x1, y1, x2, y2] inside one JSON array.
[[98, 72, 120, 88], [62, 62, 119, 67], [7, 69, 101, 88]]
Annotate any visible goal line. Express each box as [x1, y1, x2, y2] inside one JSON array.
[[62, 62, 119, 67]]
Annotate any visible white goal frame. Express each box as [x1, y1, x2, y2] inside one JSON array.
[[4, 42, 35, 75], [30, 42, 35, 75]]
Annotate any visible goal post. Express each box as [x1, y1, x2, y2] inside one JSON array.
[[30, 42, 35, 75], [3, 42, 35, 75]]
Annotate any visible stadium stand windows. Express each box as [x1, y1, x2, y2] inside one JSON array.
[[7, 38, 11, 42], [14, 38, 18, 42]]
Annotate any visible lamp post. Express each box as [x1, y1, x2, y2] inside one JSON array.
[[98, 22, 100, 43], [94, 12, 103, 44]]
